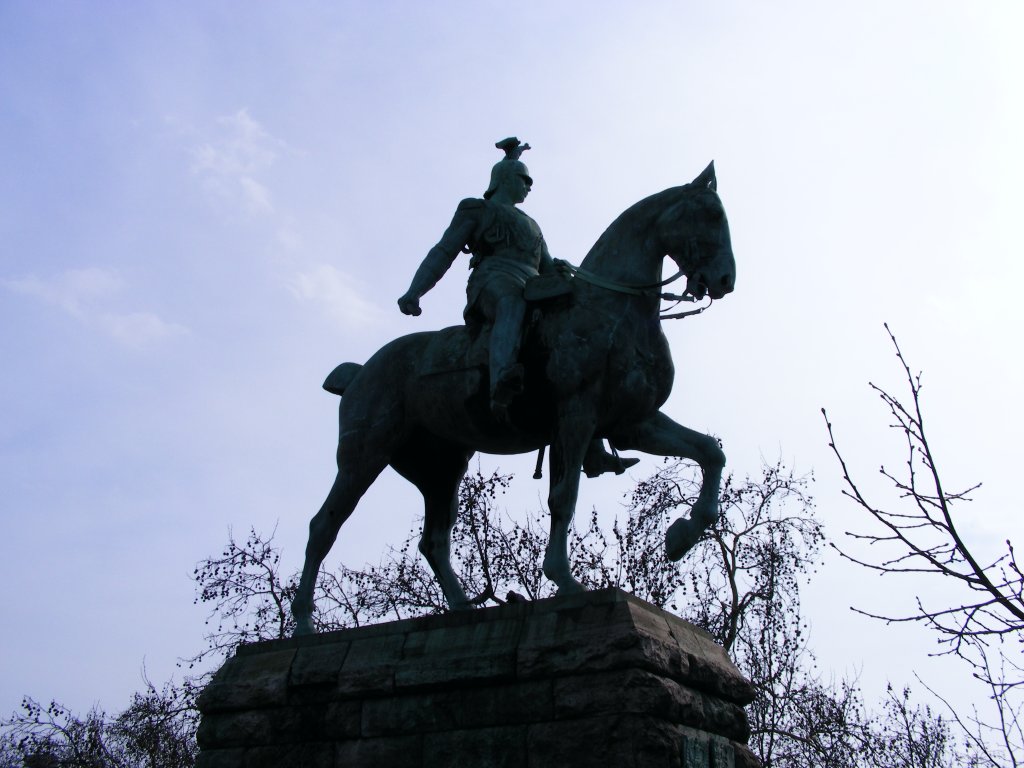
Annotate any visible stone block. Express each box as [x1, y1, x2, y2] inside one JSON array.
[[517, 591, 724, 685], [359, 680, 550, 738], [553, 668, 704, 726], [622, 599, 692, 678], [337, 633, 405, 697], [633, 719, 693, 768], [667, 621, 755, 705], [710, 737, 735, 768], [361, 690, 457, 737], [402, 615, 523, 659], [528, 713, 682, 768], [395, 651, 516, 689], [423, 725, 526, 768], [241, 741, 334, 768], [678, 729, 744, 768], [452, 679, 554, 729], [733, 743, 761, 768], [197, 704, 334, 748], [291, 640, 350, 688], [194, 748, 245, 768], [681, 731, 710, 767], [323, 700, 362, 740], [527, 715, 636, 768], [517, 597, 652, 678], [396, 617, 522, 688], [197, 710, 275, 749], [335, 734, 421, 768], [195, 589, 760, 768], [197, 649, 296, 712], [699, 691, 750, 742]]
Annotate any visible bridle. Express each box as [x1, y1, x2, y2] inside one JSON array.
[[553, 255, 713, 320]]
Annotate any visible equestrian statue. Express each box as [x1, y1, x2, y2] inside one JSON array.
[[292, 139, 736, 635]]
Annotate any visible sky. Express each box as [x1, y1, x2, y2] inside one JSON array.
[[2, 1, 1022, 724]]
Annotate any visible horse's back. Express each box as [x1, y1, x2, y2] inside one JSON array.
[[333, 326, 481, 429]]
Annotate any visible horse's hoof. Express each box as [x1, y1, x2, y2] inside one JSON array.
[[665, 517, 699, 561], [293, 615, 315, 637], [556, 580, 586, 596]]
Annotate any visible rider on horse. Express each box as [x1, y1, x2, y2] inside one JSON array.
[[397, 138, 637, 478]]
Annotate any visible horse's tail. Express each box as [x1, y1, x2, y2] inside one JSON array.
[[323, 362, 363, 396]]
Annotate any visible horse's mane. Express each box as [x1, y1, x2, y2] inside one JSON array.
[[581, 184, 691, 267]]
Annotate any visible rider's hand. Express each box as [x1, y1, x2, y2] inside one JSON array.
[[398, 292, 422, 316]]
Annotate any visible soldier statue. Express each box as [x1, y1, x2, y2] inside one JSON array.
[[397, 138, 637, 478]]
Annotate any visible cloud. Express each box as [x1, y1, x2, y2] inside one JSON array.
[[5, 267, 124, 317], [288, 264, 387, 328], [96, 311, 188, 348], [4, 267, 188, 348], [238, 176, 273, 214], [275, 224, 302, 252], [192, 110, 277, 176], [191, 109, 285, 216]]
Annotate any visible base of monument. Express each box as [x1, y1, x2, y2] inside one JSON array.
[[196, 588, 760, 768]]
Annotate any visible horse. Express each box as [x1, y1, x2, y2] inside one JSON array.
[[291, 162, 736, 635]]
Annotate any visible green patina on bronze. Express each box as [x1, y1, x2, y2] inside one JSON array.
[[293, 141, 736, 636]]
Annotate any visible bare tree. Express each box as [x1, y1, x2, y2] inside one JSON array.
[[823, 324, 1023, 766], [189, 526, 298, 666], [109, 678, 198, 768], [4, 453, 963, 767], [187, 468, 553, 651], [188, 459, 959, 766], [632, 461, 875, 767], [2, 699, 116, 768], [0, 677, 196, 768]]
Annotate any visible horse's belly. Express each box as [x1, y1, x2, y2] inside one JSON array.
[[597, 347, 674, 431], [409, 369, 545, 455]]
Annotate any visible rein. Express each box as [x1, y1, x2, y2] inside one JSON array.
[[553, 259, 712, 320]]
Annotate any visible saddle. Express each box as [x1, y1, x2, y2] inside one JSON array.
[[523, 272, 573, 303], [419, 273, 573, 379]]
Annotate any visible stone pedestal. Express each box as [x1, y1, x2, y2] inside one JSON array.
[[196, 588, 759, 767]]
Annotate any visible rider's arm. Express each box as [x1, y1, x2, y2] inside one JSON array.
[[537, 238, 556, 275], [398, 202, 478, 316]]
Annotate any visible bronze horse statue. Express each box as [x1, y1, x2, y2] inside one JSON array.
[[292, 162, 735, 634]]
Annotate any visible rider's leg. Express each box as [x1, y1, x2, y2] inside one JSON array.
[[489, 293, 527, 414], [582, 439, 640, 478]]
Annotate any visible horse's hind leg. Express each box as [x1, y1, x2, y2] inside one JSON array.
[[292, 447, 388, 635], [392, 442, 474, 611], [611, 411, 725, 561]]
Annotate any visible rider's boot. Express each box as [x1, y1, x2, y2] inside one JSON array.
[[489, 296, 527, 420], [492, 363, 525, 420], [582, 441, 640, 478]]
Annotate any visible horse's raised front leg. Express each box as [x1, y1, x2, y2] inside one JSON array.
[[543, 399, 594, 595], [612, 411, 725, 561]]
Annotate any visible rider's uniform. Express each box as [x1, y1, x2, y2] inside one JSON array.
[[425, 197, 554, 327], [410, 197, 555, 409], [400, 152, 638, 476]]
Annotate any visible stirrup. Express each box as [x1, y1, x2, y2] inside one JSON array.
[[582, 449, 639, 479]]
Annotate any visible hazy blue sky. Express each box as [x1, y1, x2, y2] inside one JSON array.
[[2, 1, 1022, 722]]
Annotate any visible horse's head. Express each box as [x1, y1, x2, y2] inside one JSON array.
[[655, 162, 736, 301]]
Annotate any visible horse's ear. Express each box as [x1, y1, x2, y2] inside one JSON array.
[[691, 161, 717, 191]]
